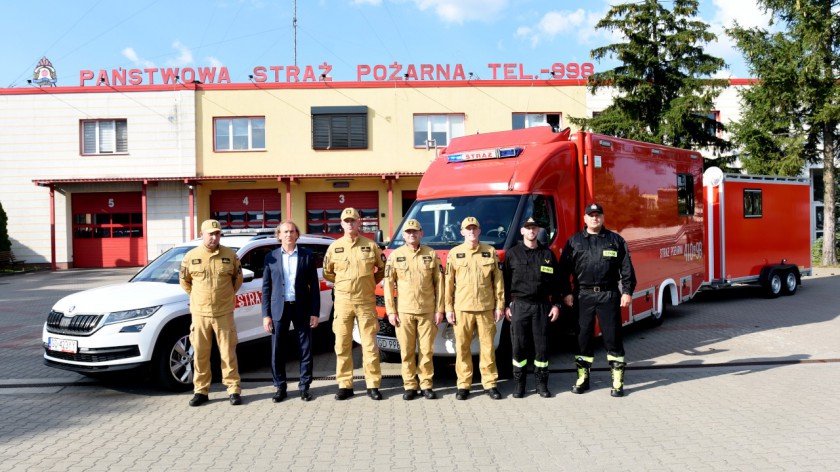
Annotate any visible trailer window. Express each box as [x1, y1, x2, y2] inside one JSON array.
[[677, 174, 695, 216], [744, 189, 762, 218]]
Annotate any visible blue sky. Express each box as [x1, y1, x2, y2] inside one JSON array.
[[2, 0, 774, 88]]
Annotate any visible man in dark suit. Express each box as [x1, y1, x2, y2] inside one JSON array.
[[262, 221, 321, 402]]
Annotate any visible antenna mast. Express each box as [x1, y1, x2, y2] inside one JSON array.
[[293, 0, 297, 67]]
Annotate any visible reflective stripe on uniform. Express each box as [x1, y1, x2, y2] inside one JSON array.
[[534, 360, 549, 368], [607, 354, 625, 363], [512, 358, 527, 368], [576, 355, 594, 363]]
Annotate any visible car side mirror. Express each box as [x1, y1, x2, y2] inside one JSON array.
[[242, 268, 255, 283]]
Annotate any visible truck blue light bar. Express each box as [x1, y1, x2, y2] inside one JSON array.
[[447, 146, 523, 162]]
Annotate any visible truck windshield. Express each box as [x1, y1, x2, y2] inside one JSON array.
[[389, 195, 523, 250], [129, 245, 241, 284]]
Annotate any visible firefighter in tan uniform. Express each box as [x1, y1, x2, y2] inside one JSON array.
[[445, 216, 505, 400], [179, 219, 244, 407], [384, 219, 444, 400], [323, 208, 387, 401]]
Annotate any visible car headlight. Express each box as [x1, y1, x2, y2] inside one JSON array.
[[103, 306, 161, 325]]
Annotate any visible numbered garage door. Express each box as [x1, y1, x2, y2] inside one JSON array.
[[72, 192, 146, 268], [306, 191, 379, 239], [210, 189, 282, 229]]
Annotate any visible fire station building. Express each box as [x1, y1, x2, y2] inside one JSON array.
[[2, 72, 592, 268]]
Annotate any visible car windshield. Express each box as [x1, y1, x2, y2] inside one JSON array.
[[389, 195, 523, 250], [130, 245, 240, 284]]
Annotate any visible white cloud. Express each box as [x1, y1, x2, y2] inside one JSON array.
[[121, 47, 155, 68], [207, 56, 224, 69], [410, 0, 508, 24], [705, 0, 774, 76], [352, 0, 382, 5], [168, 41, 194, 66], [516, 7, 608, 47]]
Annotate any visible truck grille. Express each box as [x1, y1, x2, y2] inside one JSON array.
[[44, 345, 141, 363], [378, 318, 396, 337], [46, 310, 104, 336]]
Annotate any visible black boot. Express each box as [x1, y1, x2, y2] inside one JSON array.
[[512, 371, 526, 398], [535, 368, 551, 398], [571, 357, 591, 394], [610, 361, 626, 397]]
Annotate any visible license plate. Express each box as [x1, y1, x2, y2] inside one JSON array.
[[48, 337, 78, 353], [376, 337, 400, 351]]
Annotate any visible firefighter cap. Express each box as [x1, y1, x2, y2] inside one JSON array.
[[403, 219, 423, 231], [522, 217, 541, 227], [461, 216, 480, 230], [200, 219, 222, 233], [585, 203, 604, 215], [341, 207, 360, 221]]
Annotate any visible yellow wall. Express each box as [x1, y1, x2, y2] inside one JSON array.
[[195, 83, 587, 176]]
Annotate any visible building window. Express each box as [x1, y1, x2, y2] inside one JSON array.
[[311, 106, 368, 150], [81, 120, 128, 155], [677, 173, 695, 216], [699, 111, 721, 137], [744, 189, 762, 218], [512, 113, 561, 132], [214, 117, 265, 151], [413, 114, 464, 148]]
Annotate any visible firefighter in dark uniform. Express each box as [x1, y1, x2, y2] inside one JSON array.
[[559, 203, 636, 397], [502, 217, 560, 398]]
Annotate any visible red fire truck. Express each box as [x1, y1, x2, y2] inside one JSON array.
[[373, 126, 811, 360]]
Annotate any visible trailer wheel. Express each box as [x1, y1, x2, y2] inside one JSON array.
[[782, 270, 798, 296], [764, 271, 783, 298]]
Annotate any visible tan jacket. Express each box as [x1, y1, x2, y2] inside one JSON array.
[[323, 235, 386, 303], [445, 242, 505, 312], [180, 244, 243, 317], [384, 244, 444, 315]]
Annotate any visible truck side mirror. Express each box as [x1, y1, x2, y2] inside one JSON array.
[[374, 229, 386, 248]]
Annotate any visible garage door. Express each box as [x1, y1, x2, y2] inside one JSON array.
[[210, 189, 281, 229], [72, 192, 146, 268], [306, 191, 379, 239]]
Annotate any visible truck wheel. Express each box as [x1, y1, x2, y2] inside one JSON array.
[[782, 270, 798, 296], [496, 319, 513, 380], [763, 271, 783, 299], [153, 322, 194, 392], [647, 290, 671, 327]]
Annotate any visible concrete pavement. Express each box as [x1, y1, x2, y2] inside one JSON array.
[[1, 267, 839, 470]]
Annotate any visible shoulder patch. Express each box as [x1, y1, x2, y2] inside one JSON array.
[[191, 259, 201, 264], [481, 252, 491, 258], [455, 253, 466, 259], [335, 247, 344, 253], [381, 254, 387, 262]]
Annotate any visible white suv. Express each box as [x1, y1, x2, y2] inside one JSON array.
[[42, 231, 335, 391]]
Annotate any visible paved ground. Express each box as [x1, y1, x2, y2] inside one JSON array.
[[1, 267, 839, 471]]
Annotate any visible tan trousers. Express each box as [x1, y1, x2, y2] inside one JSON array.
[[190, 313, 240, 395], [394, 312, 438, 390], [453, 310, 498, 390], [333, 299, 381, 389]]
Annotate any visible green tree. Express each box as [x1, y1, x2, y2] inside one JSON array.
[[0, 201, 10, 252], [571, 0, 730, 158], [727, 0, 839, 265]]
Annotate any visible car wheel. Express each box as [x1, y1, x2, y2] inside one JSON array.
[[154, 322, 194, 392], [782, 270, 798, 296], [764, 271, 783, 299]]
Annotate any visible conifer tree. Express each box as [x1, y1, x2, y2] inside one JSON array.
[[571, 0, 729, 157], [728, 0, 838, 265]]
